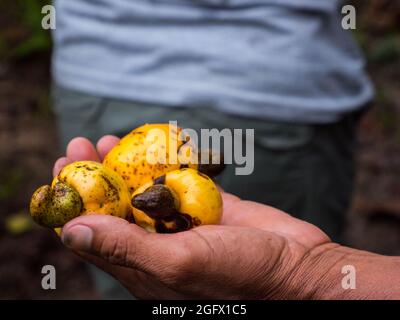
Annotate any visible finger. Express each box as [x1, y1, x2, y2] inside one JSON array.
[[220, 192, 242, 225], [66, 137, 100, 162], [221, 191, 241, 209], [96, 135, 120, 161], [53, 157, 71, 177], [61, 215, 189, 277], [220, 198, 330, 244]]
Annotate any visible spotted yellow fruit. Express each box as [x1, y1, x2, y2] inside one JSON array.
[[103, 124, 185, 193], [131, 168, 223, 233], [30, 161, 132, 228], [103, 123, 225, 194]]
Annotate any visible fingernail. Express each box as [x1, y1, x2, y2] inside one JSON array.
[[62, 225, 93, 252]]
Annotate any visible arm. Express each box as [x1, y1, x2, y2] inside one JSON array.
[[293, 243, 400, 299]]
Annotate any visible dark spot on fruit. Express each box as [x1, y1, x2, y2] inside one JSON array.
[[100, 174, 120, 201]]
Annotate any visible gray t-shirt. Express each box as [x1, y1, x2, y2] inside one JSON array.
[[52, 0, 374, 123]]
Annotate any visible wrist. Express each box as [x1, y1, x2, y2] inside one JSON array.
[[289, 243, 400, 299]]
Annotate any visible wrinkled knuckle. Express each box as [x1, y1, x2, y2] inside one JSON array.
[[99, 235, 129, 266]]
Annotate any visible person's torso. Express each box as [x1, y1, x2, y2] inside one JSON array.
[[52, 0, 374, 123]]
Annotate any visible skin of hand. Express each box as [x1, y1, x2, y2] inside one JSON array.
[[54, 136, 400, 300]]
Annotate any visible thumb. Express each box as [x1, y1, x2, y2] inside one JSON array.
[[61, 214, 188, 275]]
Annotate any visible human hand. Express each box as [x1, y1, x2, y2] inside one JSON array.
[[57, 135, 400, 300], [52, 136, 338, 299]]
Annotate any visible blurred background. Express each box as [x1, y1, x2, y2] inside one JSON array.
[[0, 0, 399, 299]]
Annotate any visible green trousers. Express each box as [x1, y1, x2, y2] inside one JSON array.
[[52, 84, 365, 298]]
